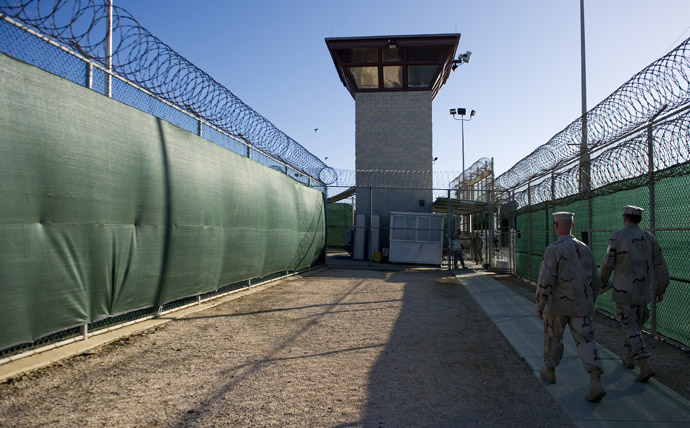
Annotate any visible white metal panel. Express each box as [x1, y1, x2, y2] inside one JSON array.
[[388, 211, 444, 265]]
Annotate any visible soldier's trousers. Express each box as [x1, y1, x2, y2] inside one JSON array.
[[616, 304, 650, 360], [452, 250, 465, 269], [543, 314, 603, 373], [472, 248, 483, 264]]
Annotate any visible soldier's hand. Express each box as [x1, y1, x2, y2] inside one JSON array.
[[536, 310, 543, 320], [599, 279, 613, 294]]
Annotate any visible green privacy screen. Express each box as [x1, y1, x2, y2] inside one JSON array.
[[514, 174, 690, 347], [326, 203, 352, 247], [0, 53, 325, 350]]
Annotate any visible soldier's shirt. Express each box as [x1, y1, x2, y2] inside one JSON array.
[[471, 237, 482, 249], [451, 238, 461, 251], [536, 234, 601, 317], [600, 224, 669, 305]]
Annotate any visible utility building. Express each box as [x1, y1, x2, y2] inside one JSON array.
[[326, 34, 462, 260]]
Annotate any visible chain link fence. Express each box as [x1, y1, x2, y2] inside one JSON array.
[[0, 0, 334, 187], [494, 35, 690, 349], [0, 1, 328, 359], [325, 160, 512, 271]]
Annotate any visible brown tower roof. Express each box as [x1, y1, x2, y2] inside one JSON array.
[[325, 33, 461, 100]]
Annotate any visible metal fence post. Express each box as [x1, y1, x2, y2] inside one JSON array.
[[488, 157, 494, 268], [447, 188, 452, 271], [369, 186, 373, 261], [104, 0, 112, 97], [587, 188, 593, 249], [551, 171, 556, 242], [510, 189, 515, 275], [527, 181, 532, 279], [648, 121, 657, 334], [86, 62, 93, 89], [487, 189, 492, 267], [497, 198, 502, 267]]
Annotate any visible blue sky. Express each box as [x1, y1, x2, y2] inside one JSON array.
[[115, 0, 690, 177]]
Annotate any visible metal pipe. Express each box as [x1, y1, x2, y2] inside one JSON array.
[[104, 0, 113, 97], [86, 62, 93, 89], [461, 116, 465, 181], [580, 0, 593, 249], [447, 189, 452, 271], [551, 171, 556, 241], [509, 189, 517, 275], [369, 187, 373, 261], [648, 121, 657, 334], [580, 0, 588, 164], [527, 181, 532, 278], [489, 157, 495, 268]]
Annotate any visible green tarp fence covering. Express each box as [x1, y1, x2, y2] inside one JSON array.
[[514, 170, 690, 348], [326, 203, 352, 247], [0, 53, 325, 350]]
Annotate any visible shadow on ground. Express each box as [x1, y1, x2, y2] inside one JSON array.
[[360, 269, 574, 427]]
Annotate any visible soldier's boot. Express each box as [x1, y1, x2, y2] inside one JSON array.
[[540, 366, 556, 384], [637, 357, 656, 382], [585, 370, 606, 402], [622, 350, 634, 369]]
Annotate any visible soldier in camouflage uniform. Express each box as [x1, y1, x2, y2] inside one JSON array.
[[536, 212, 605, 402], [600, 205, 669, 382], [471, 232, 483, 264], [451, 230, 466, 270]]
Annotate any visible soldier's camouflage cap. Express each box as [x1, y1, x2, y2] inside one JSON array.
[[623, 205, 644, 215], [552, 211, 574, 221]]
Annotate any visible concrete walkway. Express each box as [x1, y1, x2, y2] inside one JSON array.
[[457, 270, 690, 428]]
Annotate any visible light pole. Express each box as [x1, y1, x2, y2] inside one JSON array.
[[450, 108, 476, 185], [450, 108, 475, 235]]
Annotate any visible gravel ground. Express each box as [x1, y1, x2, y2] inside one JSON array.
[[0, 268, 575, 427], [492, 273, 690, 402]]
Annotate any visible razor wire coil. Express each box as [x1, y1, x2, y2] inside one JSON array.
[[329, 159, 493, 191], [0, 0, 335, 184], [496, 35, 690, 194], [509, 109, 690, 210]]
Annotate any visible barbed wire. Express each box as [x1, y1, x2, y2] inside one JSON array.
[[328, 169, 459, 190], [495, 35, 690, 192], [449, 157, 492, 188], [0, 0, 336, 184], [329, 168, 496, 190], [328, 158, 494, 190], [510, 109, 690, 209]]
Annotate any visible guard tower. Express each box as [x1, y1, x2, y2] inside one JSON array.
[[326, 34, 461, 257]]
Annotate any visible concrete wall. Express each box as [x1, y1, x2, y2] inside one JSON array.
[[354, 91, 434, 251]]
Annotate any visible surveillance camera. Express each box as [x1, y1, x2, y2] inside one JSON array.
[[461, 51, 472, 63]]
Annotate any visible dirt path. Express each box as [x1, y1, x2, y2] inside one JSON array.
[[0, 268, 574, 427]]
